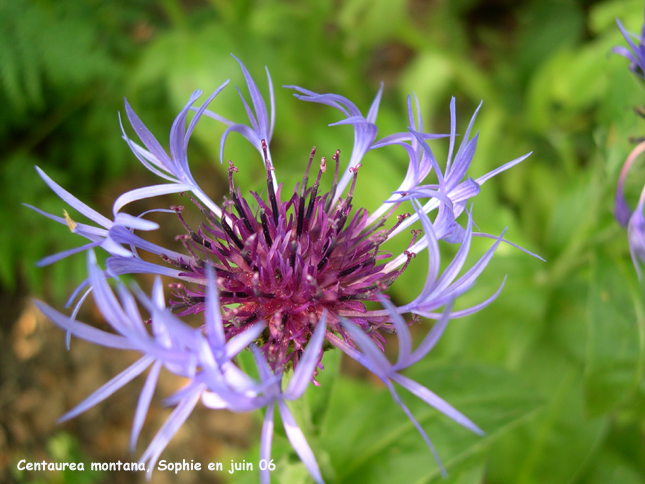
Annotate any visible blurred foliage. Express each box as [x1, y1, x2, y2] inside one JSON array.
[[6, 0, 645, 483], [11, 432, 104, 484]]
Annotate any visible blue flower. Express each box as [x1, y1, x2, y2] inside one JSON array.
[[613, 11, 645, 276], [613, 10, 645, 80], [615, 141, 645, 277], [34, 56, 531, 482]]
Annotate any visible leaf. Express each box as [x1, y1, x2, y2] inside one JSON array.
[[338, 0, 407, 46], [585, 249, 643, 416], [320, 363, 542, 484], [309, 348, 342, 430], [581, 448, 645, 484], [488, 366, 607, 484]]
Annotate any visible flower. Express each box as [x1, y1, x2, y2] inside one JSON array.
[[34, 57, 530, 482], [613, 12, 645, 276], [613, 9, 645, 80], [615, 140, 645, 277]]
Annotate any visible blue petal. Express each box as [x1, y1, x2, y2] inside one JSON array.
[[58, 355, 155, 423]]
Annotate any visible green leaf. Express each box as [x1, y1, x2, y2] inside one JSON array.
[[309, 349, 342, 430], [581, 449, 645, 484], [585, 249, 643, 416], [320, 363, 542, 484], [338, 0, 407, 46], [488, 365, 607, 484]]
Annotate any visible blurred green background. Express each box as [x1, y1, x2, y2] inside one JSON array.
[[3, 0, 645, 483]]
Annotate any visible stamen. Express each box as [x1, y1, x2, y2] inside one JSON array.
[[221, 217, 245, 250], [172, 206, 213, 251], [219, 291, 250, 299], [296, 194, 305, 238], [290, 240, 298, 268], [262, 139, 279, 225], [228, 160, 238, 193], [368, 213, 412, 255], [344, 163, 361, 213], [317, 236, 337, 271], [260, 209, 273, 247], [297, 147, 317, 238], [175, 234, 200, 261], [359, 255, 375, 270], [227, 161, 253, 232], [339, 283, 378, 301], [338, 263, 361, 278], [325, 149, 341, 212], [333, 163, 360, 235], [300, 147, 316, 198], [407, 229, 422, 250], [233, 192, 253, 232], [385, 251, 415, 284], [171, 205, 189, 229], [191, 231, 213, 250], [306, 157, 326, 220], [161, 254, 192, 271], [183, 193, 221, 228], [169, 303, 189, 314]]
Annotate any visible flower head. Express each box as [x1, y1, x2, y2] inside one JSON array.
[[613, 9, 645, 80], [34, 57, 531, 482], [613, 11, 645, 276], [615, 140, 645, 277]]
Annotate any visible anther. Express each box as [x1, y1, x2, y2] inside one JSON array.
[[191, 231, 213, 250], [226, 161, 253, 232], [305, 157, 326, 220], [344, 163, 361, 213], [300, 147, 316, 198], [161, 254, 191, 271], [262, 139, 280, 225], [221, 217, 245, 250], [290, 240, 298, 268], [317, 236, 337, 271], [260, 209, 273, 247], [227, 161, 238, 192], [325, 149, 341, 212], [219, 291, 250, 299], [296, 194, 305, 238], [338, 263, 361, 278]]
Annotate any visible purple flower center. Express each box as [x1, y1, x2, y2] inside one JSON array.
[[167, 141, 415, 371]]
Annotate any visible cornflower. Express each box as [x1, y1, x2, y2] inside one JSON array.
[[614, 10, 645, 276], [33, 56, 530, 482], [613, 8, 645, 79]]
